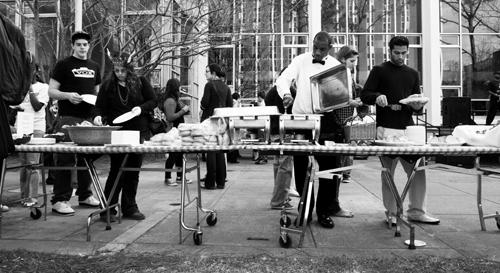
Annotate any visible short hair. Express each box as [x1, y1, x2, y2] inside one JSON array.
[[388, 36, 409, 50], [336, 46, 359, 61], [71, 31, 91, 44], [257, 90, 266, 99], [207, 63, 225, 78], [232, 93, 240, 100], [313, 31, 332, 46]]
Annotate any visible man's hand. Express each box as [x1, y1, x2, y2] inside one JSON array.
[[349, 98, 363, 107], [283, 93, 294, 109], [375, 95, 388, 107], [407, 100, 426, 111], [67, 92, 83, 104]]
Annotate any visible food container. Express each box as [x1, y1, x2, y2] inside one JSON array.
[[279, 114, 322, 144], [344, 115, 376, 143], [310, 64, 351, 113], [213, 106, 280, 144], [66, 126, 122, 145]]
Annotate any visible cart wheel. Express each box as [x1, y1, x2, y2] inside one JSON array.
[[206, 212, 217, 226], [280, 216, 291, 227], [30, 208, 42, 220], [193, 231, 203, 245], [279, 234, 292, 248]]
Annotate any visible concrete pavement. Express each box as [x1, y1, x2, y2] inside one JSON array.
[[1, 152, 500, 260]]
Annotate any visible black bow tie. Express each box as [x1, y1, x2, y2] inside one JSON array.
[[312, 59, 325, 65]]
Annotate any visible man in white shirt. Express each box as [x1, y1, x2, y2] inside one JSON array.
[[276, 31, 353, 229]]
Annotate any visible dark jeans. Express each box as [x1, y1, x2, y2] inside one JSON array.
[[294, 153, 341, 220], [104, 153, 143, 215], [51, 116, 93, 204], [486, 95, 499, 125], [205, 152, 226, 188], [165, 152, 183, 180]]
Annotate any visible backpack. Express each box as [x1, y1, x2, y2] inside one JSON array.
[[0, 14, 32, 105]]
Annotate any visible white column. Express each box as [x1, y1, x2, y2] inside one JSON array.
[[308, 0, 322, 48], [421, 0, 442, 125], [75, 0, 83, 31]]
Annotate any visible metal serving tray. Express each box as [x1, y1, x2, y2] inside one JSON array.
[[310, 64, 351, 113]]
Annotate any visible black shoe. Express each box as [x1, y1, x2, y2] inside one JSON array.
[[203, 185, 216, 190], [216, 185, 225, 189], [123, 211, 145, 220], [317, 215, 335, 229], [99, 214, 117, 223]]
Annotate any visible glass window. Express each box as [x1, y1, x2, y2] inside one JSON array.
[[23, 17, 58, 81], [440, 34, 459, 46], [396, 0, 421, 33], [322, 0, 347, 33], [209, 0, 234, 33], [237, 35, 256, 98], [441, 47, 460, 86], [459, 0, 500, 34], [369, 0, 394, 33], [0, 0, 16, 21], [283, 0, 308, 33], [125, 0, 156, 11], [23, 0, 57, 14], [440, 0, 459, 33], [258, 0, 282, 33], [462, 34, 500, 99]]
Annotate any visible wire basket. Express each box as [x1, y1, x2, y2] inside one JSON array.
[[344, 115, 376, 143], [66, 126, 122, 145]]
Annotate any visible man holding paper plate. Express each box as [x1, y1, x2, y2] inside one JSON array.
[[48, 31, 101, 215], [361, 36, 439, 225]]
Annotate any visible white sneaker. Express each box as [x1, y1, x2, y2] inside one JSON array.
[[408, 214, 440, 225], [165, 178, 178, 186], [79, 196, 100, 207], [288, 188, 300, 198], [52, 201, 75, 215], [1, 204, 9, 212], [177, 178, 192, 184]]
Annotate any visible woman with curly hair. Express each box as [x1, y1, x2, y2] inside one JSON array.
[[93, 52, 157, 221], [158, 78, 191, 186]]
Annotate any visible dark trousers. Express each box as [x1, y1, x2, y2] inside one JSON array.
[[51, 116, 93, 204], [104, 153, 143, 215], [294, 154, 341, 220], [51, 153, 93, 203], [205, 152, 226, 188], [486, 95, 499, 125], [164, 152, 183, 180]]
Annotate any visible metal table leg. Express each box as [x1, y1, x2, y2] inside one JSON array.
[[379, 156, 423, 249]]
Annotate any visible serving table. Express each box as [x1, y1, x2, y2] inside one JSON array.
[[249, 144, 500, 249], [3, 143, 500, 248]]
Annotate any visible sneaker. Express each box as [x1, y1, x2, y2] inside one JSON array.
[[407, 214, 440, 225], [52, 201, 75, 215], [165, 178, 178, 186], [176, 178, 192, 184], [342, 177, 352, 183], [99, 214, 117, 223], [288, 188, 300, 198], [271, 202, 294, 210], [123, 211, 145, 220], [385, 216, 397, 227], [21, 198, 38, 207], [79, 196, 100, 207], [1, 204, 9, 212]]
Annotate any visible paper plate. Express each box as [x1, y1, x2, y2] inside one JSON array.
[[399, 97, 429, 105], [113, 111, 137, 124], [81, 94, 97, 105]]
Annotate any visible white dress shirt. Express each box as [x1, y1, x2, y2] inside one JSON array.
[[276, 53, 340, 114]]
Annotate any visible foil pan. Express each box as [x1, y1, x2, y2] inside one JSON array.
[[310, 64, 351, 113]]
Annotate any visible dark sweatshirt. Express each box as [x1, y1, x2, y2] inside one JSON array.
[[361, 61, 421, 129]]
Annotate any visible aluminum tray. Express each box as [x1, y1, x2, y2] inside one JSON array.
[[310, 64, 351, 113]]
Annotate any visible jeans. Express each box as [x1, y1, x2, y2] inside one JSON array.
[[51, 116, 93, 204], [270, 155, 293, 207], [164, 152, 183, 180], [205, 151, 226, 188]]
